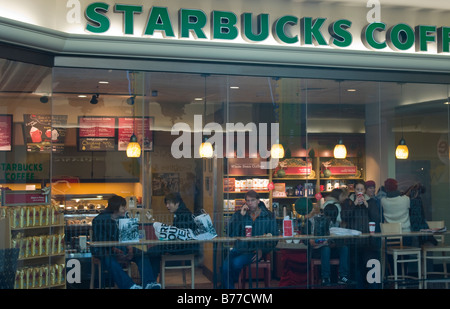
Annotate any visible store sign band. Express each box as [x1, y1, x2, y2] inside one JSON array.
[[84, 3, 450, 53]]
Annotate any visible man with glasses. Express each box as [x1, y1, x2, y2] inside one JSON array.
[[221, 190, 278, 289]]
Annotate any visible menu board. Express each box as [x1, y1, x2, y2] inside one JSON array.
[[0, 114, 12, 151], [78, 117, 116, 151], [117, 117, 154, 151], [23, 114, 67, 153]]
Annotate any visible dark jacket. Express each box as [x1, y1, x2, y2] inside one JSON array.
[[91, 210, 124, 257], [226, 201, 278, 254]]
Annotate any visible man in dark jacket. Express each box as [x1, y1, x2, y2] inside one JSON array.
[[91, 195, 160, 289], [221, 190, 278, 289]]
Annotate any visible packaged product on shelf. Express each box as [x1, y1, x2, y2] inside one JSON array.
[[56, 263, 65, 284], [25, 267, 34, 289], [25, 237, 32, 258], [51, 205, 60, 225], [223, 178, 235, 192], [32, 236, 40, 257], [15, 269, 25, 289], [38, 235, 47, 256], [33, 267, 40, 288], [50, 234, 57, 255], [49, 265, 57, 286], [40, 265, 49, 288], [33, 206, 41, 226], [43, 205, 51, 226], [11, 207, 25, 228], [58, 233, 65, 253], [45, 235, 51, 256], [234, 199, 245, 211]]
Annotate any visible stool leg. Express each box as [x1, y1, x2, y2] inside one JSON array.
[[161, 259, 166, 289], [191, 258, 195, 289]]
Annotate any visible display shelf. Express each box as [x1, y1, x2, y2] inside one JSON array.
[[0, 197, 66, 289]]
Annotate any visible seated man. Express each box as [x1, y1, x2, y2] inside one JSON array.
[[221, 190, 278, 289], [91, 195, 160, 289]]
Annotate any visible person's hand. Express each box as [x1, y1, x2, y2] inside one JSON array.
[[240, 204, 249, 216], [125, 246, 134, 260]]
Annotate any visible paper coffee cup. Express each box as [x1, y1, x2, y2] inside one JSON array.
[[245, 225, 252, 237], [369, 222, 376, 233]]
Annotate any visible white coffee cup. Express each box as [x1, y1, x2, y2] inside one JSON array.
[[369, 222, 376, 234]]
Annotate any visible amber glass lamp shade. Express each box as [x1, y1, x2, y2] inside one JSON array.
[[126, 134, 141, 158], [199, 141, 214, 158], [395, 138, 409, 159], [271, 143, 285, 159], [333, 139, 347, 159]]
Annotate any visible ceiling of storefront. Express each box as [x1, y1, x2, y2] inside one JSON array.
[[0, 60, 449, 126]]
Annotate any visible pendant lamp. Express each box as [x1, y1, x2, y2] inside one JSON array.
[[271, 143, 285, 159], [334, 139, 347, 159], [395, 137, 408, 159], [126, 71, 141, 158], [334, 81, 347, 159], [127, 134, 141, 157], [395, 85, 408, 160], [199, 139, 214, 158], [199, 74, 213, 158]]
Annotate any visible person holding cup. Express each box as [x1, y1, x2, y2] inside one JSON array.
[[221, 190, 278, 289], [341, 180, 381, 288]]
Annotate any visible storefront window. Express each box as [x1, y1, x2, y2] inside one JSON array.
[[1, 59, 450, 289]]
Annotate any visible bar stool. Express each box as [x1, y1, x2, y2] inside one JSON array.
[[422, 220, 450, 289], [160, 254, 195, 289], [381, 223, 422, 289], [238, 258, 271, 289], [309, 258, 340, 286], [90, 255, 133, 289]]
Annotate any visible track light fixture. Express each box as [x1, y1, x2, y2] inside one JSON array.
[[126, 96, 135, 105], [39, 96, 49, 103], [90, 94, 99, 104]]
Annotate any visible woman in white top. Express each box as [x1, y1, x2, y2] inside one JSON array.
[[381, 178, 411, 232]]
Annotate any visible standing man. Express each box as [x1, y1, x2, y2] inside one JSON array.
[[91, 195, 160, 289], [221, 190, 278, 289]]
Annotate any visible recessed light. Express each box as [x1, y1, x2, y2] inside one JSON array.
[[347, 89, 356, 92], [78, 95, 87, 98], [445, 102, 450, 105], [98, 81, 109, 84], [230, 86, 239, 89], [194, 98, 203, 101]]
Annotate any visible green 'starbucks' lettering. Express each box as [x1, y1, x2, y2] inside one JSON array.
[[212, 11, 238, 40], [301, 17, 327, 46], [329, 19, 352, 48], [114, 4, 143, 35], [387, 23, 414, 51], [82, 4, 450, 54], [179, 9, 207, 39], [241, 13, 269, 42], [85, 2, 110, 33], [415, 25, 436, 52], [362, 22, 387, 50], [273, 15, 298, 44], [438, 27, 450, 53], [144, 6, 175, 37]]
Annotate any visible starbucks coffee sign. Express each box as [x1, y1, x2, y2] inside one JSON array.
[[84, 2, 450, 53]]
